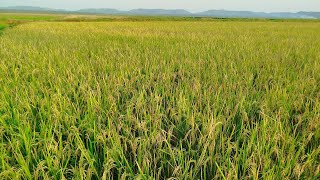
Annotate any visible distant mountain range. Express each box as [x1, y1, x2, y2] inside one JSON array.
[[1, 6, 319, 19], [0, 6, 66, 12]]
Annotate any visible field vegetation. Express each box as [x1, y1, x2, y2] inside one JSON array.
[[0, 13, 319, 179], [0, 24, 6, 31]]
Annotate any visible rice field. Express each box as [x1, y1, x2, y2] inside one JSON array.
[[0, 17, 319, 179], [0, 22, 7, 32]]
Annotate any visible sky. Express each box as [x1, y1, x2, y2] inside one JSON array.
[[1, 0, 320, 13]]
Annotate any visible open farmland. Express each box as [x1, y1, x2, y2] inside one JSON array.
[[0, 21, 8, 32], [0, 18, 320, 179]]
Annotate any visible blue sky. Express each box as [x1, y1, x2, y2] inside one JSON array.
[[1, 0, 320, 12]]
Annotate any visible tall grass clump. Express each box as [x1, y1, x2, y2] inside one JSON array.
[[0, 23, 7, 33], [0, 21, 319, 179]]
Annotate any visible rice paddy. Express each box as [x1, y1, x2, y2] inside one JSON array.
[[0, 13, 319, 179], [0, 22, 7, 32]]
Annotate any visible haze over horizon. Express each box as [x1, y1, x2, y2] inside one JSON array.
[[1, 0, 320, 13]]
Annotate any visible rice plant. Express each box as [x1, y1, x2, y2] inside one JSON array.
[[0, 19, 319, 179]]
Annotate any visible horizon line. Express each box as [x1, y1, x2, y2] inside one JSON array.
[[0, 6, 319, 14]]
